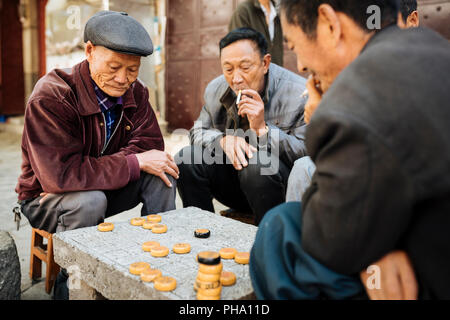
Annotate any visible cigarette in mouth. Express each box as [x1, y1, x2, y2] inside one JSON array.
[[301, 89, 308, 98], [236, 90, 242, 105]]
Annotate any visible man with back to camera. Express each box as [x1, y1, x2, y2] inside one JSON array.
[[250, 0, 450, 299], [175, 28, 307, 226], [285, 0, 420, 203], [15, 11, 179, 299]]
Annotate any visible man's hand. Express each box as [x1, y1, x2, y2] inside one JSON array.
[[220, 135, 257, 171], [135, 150, 179, 187], [360, 250, 418, 300], [39, 192, 50, 205], [304, 75, 323, 124], [237, 89, 267, 136]]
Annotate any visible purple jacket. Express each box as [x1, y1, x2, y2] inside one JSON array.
[[16, 60, 164, 200]]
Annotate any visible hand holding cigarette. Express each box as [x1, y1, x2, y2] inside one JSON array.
[[237, 89, 267, 136]]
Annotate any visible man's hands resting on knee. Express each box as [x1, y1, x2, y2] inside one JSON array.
[[360, 250, 418, 300], [135, 150, 179, 187], [220, 136, 257, 171]]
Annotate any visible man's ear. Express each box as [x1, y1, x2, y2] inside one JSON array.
[[406, 11, 419, 27], [263, 53, 271, 73], [316, 4, 341, 47], [85, 41, 95, 62]]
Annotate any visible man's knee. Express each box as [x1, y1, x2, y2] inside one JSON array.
[[175, 145, 205, 169], [141, 171, 176, 189], [238, 152, 282, 188], [75, 191, 107, 223], [58, 191, 107, 231], [286, 156, 316, 202]]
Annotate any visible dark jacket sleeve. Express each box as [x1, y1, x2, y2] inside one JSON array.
[[229, 3, 251, 31], [301, 110, 415, 275], [119, 85, 164, 155], [23, 97, 135, 194]]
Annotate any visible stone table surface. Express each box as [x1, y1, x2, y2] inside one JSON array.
[[52, 207, 258, 300]]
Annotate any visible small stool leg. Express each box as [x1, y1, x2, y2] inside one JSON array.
[[29, 229, 42, 280], [45, 235, 59, 294]]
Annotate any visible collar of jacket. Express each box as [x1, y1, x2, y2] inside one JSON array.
[[251, 0, 279, 15], [74, 59, 138, 116]]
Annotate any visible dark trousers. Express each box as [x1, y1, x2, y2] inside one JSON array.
[[21, 172, 176, 233], [175, 145, 290, 225], [250, 202, 366, 299]]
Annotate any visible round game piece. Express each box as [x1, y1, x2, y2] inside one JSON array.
[[198, 262, 223, 274], [196, 271, 221, 282], [142, 241, 160, 252], [151, 245, 170, 257], [198, 285, 222, 297], [219, 247, 237, 259], [140, 268, 162, 282], [173, 243, 191, 254], [194, 228, 211, 238], [154, 276, 177, 292], [130, 217, 146, 226], [142, 221, 157, 230], [234, 252, 250, 264], [194, 279, 220, 291], [147, 214, 162, 223], [97, 222, 114, 232], [220, 271, 237, 286], [129, 262, 150, 275], [152, 224, 168, 234], [197, 251, 221, 265], [197, 291, 220, 300]]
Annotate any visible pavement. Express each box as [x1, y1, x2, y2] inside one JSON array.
[[0, 118, 227, 300]]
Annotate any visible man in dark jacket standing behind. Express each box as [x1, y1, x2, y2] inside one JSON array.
[[16, 11, 179, 299], [229, 0, 284, 66], [250, 0, 450, 299], [16, 11, 178, 236]]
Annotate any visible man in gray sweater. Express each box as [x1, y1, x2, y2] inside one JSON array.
[[175, 28, 307, 225]]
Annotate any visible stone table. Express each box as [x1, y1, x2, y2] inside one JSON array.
[[0, 231, 21, 300], [52, 207, 257, 300]]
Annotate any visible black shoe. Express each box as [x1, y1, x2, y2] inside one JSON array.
[[53, 269, 69, 300]]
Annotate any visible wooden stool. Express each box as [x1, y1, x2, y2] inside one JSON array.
[[30, 228, 60, 294]]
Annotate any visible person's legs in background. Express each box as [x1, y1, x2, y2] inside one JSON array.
[[285, 156, 316, 202], [104, 172, 177, 217]]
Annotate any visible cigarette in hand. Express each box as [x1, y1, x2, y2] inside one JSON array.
[[236, 89, 242, 106]]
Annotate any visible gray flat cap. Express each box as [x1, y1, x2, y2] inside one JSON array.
[[84, 11, 153, 56]]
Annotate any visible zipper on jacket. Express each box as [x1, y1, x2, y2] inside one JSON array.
[[101, 110, 124, 156]]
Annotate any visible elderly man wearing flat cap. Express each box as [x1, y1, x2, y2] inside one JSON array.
[[15, 11, 178, 298]]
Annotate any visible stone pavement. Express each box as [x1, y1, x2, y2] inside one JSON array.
[[53, 207, 256, 300], [0, 120, 227, 300]]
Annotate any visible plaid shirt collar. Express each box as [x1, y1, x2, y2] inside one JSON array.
[[91, 80, 123, 112]]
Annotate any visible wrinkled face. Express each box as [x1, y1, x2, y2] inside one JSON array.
[[220, 39, 270, 94], [86, 41, 141, 97], [281, 13, 336, 93]]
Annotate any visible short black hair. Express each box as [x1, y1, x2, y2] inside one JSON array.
[[280, 0, 400, 38], [219, 28, 268, 58], [400, 0, 417, 22]]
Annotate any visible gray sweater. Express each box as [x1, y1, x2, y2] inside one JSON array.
[[189, 63, 307, 168]]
